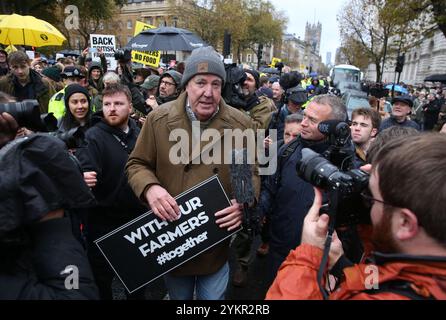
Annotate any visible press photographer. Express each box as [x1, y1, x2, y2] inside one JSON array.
[[266, 133, 446, 300], [0, 133, 98, 299], [261, 94, 349, 286], [0, 97, 84, 150]]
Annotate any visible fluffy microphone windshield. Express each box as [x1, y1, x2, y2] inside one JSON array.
[[229, 149, 255, 204]]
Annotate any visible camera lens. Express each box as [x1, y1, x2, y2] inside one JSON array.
[[298, 148, 339, 188], [0, 100, 42, 130]]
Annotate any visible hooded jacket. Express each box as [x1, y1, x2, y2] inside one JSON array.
[[0, 134, 98, 299], [88, 61, 105, 93], [76, 114, 147, 228]]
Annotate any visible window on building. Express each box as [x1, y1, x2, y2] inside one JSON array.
[[127, 20, 132, 30], [147, 17, 154, 26], [127, 36, 133, 44], [429, 40, 434, 50], [99, 22, 104, 30]]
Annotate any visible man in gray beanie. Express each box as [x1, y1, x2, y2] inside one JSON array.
[[126, 46, 259, 300]]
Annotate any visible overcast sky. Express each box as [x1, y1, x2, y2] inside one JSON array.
[[270, 0, 347, 64]]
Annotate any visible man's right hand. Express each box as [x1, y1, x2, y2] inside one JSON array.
[[83, 171, 97, 188], [145, 185, 180, 222], [0, 112, 18, 148], [146, 95, 159, 110], [263, 136, 273, 149]]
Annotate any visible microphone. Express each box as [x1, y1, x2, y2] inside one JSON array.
[[318, 120, 349, 136], [229, 149, 257, 235]]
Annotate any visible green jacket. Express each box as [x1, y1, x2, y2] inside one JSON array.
[[243, 95, 277, 130], [0, 69, 55, 113]]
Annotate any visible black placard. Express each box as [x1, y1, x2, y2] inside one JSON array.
[[95, 175, 239, 293]]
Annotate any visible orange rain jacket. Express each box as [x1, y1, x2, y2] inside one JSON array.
[[266, 244, 446, 300]]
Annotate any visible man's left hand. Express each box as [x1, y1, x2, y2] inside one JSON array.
[[215, 199, 243, 231]]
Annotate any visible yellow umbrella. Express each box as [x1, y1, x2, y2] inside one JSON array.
[[0, 14, 67, 47]]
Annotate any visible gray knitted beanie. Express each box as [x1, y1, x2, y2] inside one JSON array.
[[181, 46, 226, 87]]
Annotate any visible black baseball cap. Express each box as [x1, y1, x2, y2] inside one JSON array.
[[392, 95, 413, 108]]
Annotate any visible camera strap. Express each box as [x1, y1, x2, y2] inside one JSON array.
[[274, 137, 300, 185], [112, 134, 131, 155]]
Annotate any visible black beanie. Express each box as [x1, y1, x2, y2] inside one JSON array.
[[64, 84, 91, 109], [244, 69, 260, 89]]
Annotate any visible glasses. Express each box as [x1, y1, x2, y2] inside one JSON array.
[[360, 190, 393, 209], [160, 80, 175, 87]]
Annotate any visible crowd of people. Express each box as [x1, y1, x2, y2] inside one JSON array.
[[0, 44, 445, 300]]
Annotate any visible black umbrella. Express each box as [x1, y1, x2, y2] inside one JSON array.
[[125, 27, 207, 52], [424, 74, 446, 83]]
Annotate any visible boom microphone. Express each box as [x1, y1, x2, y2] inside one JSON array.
[[279, 71, 302, 90], [229, 149, 257, 235], [230, 149, 255, 205]]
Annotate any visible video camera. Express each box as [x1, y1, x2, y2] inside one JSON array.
[[296, 120, 370, 226], [222, 63, 247, 109], [0, 100, 84, 149], [114, 48, 132, 63], [279, 71, 306, 105], [0, 100, 57, 132]]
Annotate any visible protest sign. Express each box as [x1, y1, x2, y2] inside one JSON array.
[[90, 34, 117, 71], [131, 21, 161, 68], [95, 175, 239, 293]]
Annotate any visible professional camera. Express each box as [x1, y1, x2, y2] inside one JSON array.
[[297, 148, 369, 226], [114, 48, 132, 63], [0, 100, 57, 132], [279, 71, 306, 105], [48, 127, 85, 150], [222, 63, 247, 109], [279, 71, 302, 91], [296, 120, 370, 226]]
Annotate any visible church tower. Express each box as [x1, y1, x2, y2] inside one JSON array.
[[305, 22, 322, 54]]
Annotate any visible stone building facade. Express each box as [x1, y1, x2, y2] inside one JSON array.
[[365, 29, 446, 85], [280, 33, 322, 74]]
